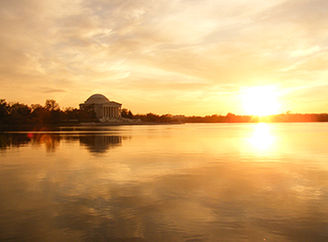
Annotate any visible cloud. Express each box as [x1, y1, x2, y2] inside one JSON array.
[[41, 87, 67, 94], [0, 0, 327, 114]]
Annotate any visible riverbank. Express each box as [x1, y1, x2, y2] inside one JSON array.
[[0, 120, 183, 131]]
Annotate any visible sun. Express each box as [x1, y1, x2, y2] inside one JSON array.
[[241, 86, 281, 116]]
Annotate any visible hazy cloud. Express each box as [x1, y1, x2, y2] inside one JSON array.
[[41, 87, 67, 94]]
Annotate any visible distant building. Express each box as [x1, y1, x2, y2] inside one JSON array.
[[79, 94, 122, 122]]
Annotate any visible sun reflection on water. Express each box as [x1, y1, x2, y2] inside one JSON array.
[[248, 123, 276, 153]]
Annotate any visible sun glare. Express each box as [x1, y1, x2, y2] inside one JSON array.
[[248, 123, 276, 152], [241, 86, 281, 116]]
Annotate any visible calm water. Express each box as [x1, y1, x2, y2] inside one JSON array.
[[0, 123, 327, 241]]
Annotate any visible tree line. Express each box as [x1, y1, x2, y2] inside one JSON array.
[[0, 99, 96, 128], [121, 109, 179, 123], [122, 110, 328, 123], [1, 99, 328, 130]]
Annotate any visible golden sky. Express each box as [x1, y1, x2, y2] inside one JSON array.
[[0, 0, 327, 115]]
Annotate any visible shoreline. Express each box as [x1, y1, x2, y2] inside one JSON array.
[[1, 121, 328, 132], [0, 121, 183, 131]]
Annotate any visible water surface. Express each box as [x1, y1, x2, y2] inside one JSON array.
[[0, 123, 328, 241]]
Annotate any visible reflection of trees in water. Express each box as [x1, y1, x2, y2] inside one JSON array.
[[79, 135, 122, 153], [0, 134, 125, 154], [0, 134, 64, 152], [0, 134, 30, 150], [31, 134, 61, 152]]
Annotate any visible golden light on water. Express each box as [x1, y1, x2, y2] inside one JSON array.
[[241, 86, 281, 116], [248, 123, 276, 153]]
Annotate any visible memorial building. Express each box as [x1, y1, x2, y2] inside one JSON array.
[[79, 94, 122, 122]]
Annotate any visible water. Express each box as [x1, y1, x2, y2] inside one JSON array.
[[0, 123, 327, 241]]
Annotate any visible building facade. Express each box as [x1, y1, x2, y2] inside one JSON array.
[[79, 94, 122, 122]]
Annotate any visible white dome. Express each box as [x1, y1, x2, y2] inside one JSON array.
[[85, 94, 110, 104]]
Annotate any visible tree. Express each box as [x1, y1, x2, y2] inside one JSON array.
[[0, 99, 9, 122], [121, 108, 134, 119], [7, 103, 31, 124], [44, 100, 59, 111]]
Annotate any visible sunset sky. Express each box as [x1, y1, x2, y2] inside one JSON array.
[[1, 0, 327, 115]]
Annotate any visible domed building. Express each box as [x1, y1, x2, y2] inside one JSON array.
[[79, 94, 122, 122]]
